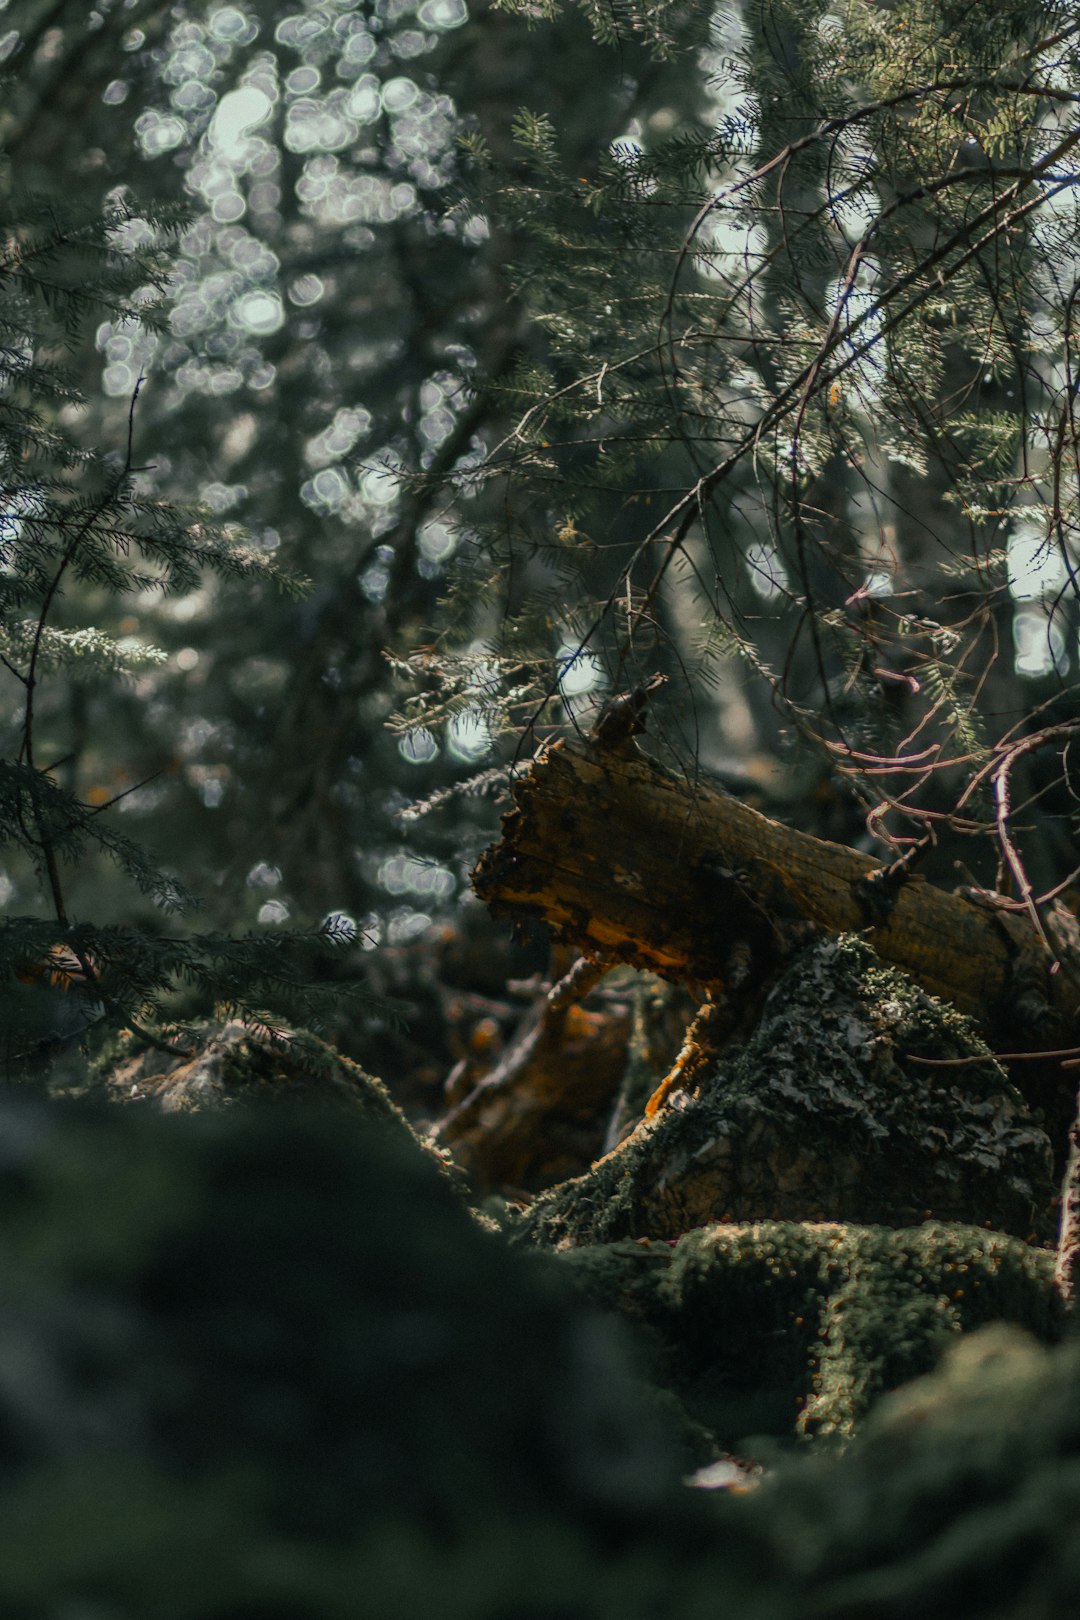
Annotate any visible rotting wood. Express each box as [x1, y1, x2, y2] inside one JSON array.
[[433, 953, 631, 1192], [472, 735, 1080, 1053]]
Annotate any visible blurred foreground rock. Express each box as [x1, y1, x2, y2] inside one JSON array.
[[736, 1325, 1080, 1620], [0, 1089, 1078, 1617], [0, 1089, 705, 1618]]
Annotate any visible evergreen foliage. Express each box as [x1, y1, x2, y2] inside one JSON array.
[[0, 183, 369, 1073], [409, 0, 1080, 907], [2, 2, 1079, 1048], [0, 0, 713, 1065], [1, 10, 1080, 1605]]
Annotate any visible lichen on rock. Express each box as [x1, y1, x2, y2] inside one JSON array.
[[517, 935, 1056, 1250]]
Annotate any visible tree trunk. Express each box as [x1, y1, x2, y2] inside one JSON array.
[[473, 735, 1080, 1053]]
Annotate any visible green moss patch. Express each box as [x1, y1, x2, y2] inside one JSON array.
[[562, 1220, 1061, 1446], [729, 1325, 1080, 1620]]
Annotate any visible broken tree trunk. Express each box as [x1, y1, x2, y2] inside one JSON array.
[[473, 736, 1080, 1055]]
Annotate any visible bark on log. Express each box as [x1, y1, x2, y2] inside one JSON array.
[[473, 736, 1080, 1053], [1056, 1083, 1080, 1310]]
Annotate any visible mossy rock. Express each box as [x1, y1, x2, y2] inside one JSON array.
[[88, 1017, 412, 1121], [1, 1089, 1076, 1618], [725, 1325, 1080, 1620], [519, 937, 1056, 1249], [562, 1221, 1062, 1447], [82, 1021, 479, 1208]]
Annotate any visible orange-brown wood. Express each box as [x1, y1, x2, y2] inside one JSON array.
[[473, 736, 1080, 1050]]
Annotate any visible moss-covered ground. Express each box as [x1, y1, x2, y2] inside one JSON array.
[[563, 1221, 1062, 1445]]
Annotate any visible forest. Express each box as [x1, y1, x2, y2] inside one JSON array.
[[2, 0, 1080, 1615]]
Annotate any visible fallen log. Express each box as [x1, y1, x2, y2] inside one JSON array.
[[472, 735, 1080, 1054]]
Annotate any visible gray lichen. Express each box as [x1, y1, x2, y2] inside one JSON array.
[[86, 1018, 403, 1113], [83, 1018, 469, 1195], [518, 936, 1056, 1249]]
